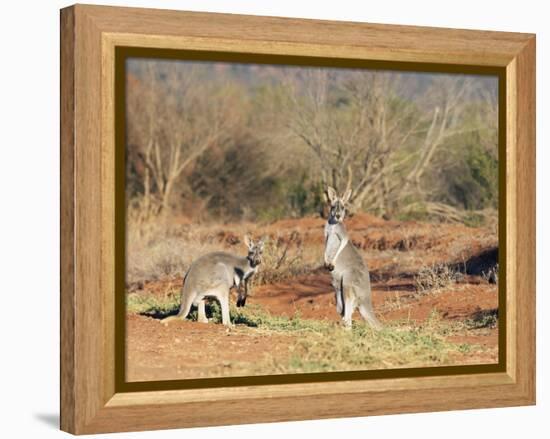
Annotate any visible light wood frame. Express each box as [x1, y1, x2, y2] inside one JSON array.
[[60, 4, 536, 434]]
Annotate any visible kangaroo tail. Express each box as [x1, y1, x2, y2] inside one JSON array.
[[162, 271, 192, 324], [359, 302, 383, 330]]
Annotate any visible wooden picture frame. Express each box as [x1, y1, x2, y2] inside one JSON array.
[[60, 4, 536, 434]]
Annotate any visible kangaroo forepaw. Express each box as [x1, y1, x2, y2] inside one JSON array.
[[324, 262, 335, 272]]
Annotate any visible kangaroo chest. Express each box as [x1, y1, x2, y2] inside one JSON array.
[[233, 266, 256, 287], [324, 223, 348, 264]]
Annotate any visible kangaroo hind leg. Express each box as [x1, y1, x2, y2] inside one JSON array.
[[197, 299, 209, 323], [217, 289, 232, 326], [335, 288, 344, 317], [199, 284, 232, 326], [341, 285, 356, 330]]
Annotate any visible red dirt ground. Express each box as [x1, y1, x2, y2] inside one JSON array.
[[126, 214, 499, 382], [126, 314, 297, 381]]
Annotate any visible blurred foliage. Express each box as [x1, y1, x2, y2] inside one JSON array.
[[126, 60, 498, 226]]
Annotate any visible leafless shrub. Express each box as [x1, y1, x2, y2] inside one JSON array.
[[414, 264, 459, 294], [254, 231, 313, 285], [127, 61, 242, 215]]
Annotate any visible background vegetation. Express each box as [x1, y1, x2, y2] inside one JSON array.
[[126, 60, 499, 227]]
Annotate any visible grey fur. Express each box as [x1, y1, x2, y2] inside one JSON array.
[[162, 236, 264, 326], [324, 187, 382, 329]]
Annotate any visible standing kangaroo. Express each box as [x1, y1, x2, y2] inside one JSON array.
[[324, 187, 381, 329], [162, 236, 264, 326]]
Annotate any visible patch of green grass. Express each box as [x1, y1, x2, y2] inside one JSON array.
[[126, 292, 180, 318], [231, 305, 329, 333], [127, 292, 227, 321], [458, 344, 473, 354], [286, 323, 454, 372], [127, 292, 488, 373], [231, 306, 481, 373]]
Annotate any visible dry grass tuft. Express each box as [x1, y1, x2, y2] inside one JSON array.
[[254, 231, 319, 285], [414, 263, 460, 294], [126, 212, 324, 287]]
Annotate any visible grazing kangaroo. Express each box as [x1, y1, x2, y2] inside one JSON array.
[[162, 236, 264, 326], [324, 187, 382, 329]]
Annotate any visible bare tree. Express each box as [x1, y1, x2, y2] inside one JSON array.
[[127, 61, 240, 216], [407, 79, 499, 221], [398, 77, 476, 196], [284, 69, 479, 218], [284, 69, 417, 214]]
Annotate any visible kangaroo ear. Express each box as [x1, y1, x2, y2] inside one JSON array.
[[326, 186, 337, 204], [341, 188, 352, 204], [243, 235, 252, 249], [258, 236, 267, 249]]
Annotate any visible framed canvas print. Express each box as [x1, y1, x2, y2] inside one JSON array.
[[60, 4, 536, 434]]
